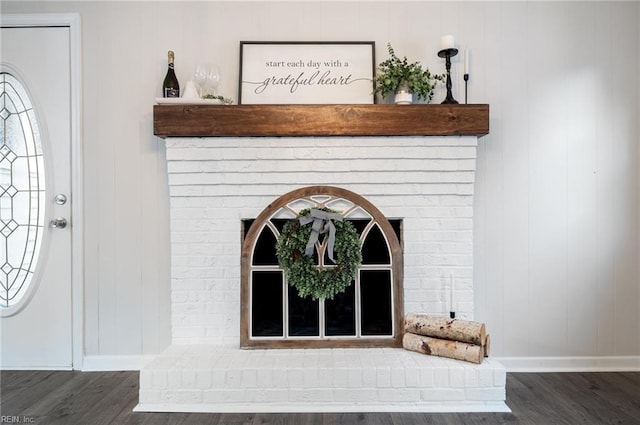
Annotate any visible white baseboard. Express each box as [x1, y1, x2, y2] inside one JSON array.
[[495, 356, 640, 372], [81, 355, 155, 371], [0, 365, 72, 371]]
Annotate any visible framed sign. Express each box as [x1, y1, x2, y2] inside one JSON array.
[[239, 41, 375, 104]]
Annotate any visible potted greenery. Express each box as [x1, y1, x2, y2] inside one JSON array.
[[374, 43, 444, 104]]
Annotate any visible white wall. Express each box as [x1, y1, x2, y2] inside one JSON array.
[[472, 2, 640, 365], [3, 1, 638, 366]]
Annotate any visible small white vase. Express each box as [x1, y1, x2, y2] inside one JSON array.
[[182, 80, 199, 99]]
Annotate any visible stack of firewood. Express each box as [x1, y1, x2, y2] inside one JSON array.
[[402, 313, 490, 364]]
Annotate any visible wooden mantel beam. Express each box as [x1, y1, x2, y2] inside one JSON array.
[[153, 104, 489, 138]]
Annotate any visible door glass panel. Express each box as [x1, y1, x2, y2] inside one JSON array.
[[0, 72, 45, 309]]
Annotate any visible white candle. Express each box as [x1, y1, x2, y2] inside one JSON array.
[[464, 48, 470, 74], [450, 272, 454, 312], [441, 34, 456, 51]]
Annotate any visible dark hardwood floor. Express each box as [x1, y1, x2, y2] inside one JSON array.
[[1, 371, 639, 424]]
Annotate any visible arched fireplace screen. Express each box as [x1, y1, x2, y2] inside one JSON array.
[[240, 186, 403, 349]]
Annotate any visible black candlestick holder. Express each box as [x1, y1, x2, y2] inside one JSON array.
[[438, 48, 459, 104], [464, 73, 469, 104]]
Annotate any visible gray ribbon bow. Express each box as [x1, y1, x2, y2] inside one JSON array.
[[299, 209, 344, 263]]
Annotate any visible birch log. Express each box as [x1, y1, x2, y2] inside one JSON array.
[[403, 332, 483, 364], [483, 334, 491, 357], [404, 313, 486, 346]]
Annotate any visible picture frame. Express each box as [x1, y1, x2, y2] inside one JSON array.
[[239, 41, 375, 105]]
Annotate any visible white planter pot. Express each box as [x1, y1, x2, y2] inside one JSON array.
[[394, 82, 413, 104], [394, 91, 413, 104]]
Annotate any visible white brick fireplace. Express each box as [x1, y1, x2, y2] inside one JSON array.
[[137, 131, 507, 412]]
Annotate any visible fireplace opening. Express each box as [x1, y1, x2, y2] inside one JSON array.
[[244, 218, 402, 338], [240, 186, 404, 349]]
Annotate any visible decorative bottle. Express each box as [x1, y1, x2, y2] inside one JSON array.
[[162, 50, 180, 98]]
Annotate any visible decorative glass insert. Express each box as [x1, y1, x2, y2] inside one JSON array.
[[242, 191, 402, 347], [0, 72, 46, 309]]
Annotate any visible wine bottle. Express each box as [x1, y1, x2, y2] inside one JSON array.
[[162, 50, 180, 98]]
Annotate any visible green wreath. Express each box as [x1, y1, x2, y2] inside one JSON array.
[[275, 208, 362, 300]]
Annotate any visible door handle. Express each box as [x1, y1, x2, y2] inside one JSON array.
[[50, 217, 68, 229]]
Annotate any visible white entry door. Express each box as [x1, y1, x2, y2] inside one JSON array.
[[0, 25, 73, 369]]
